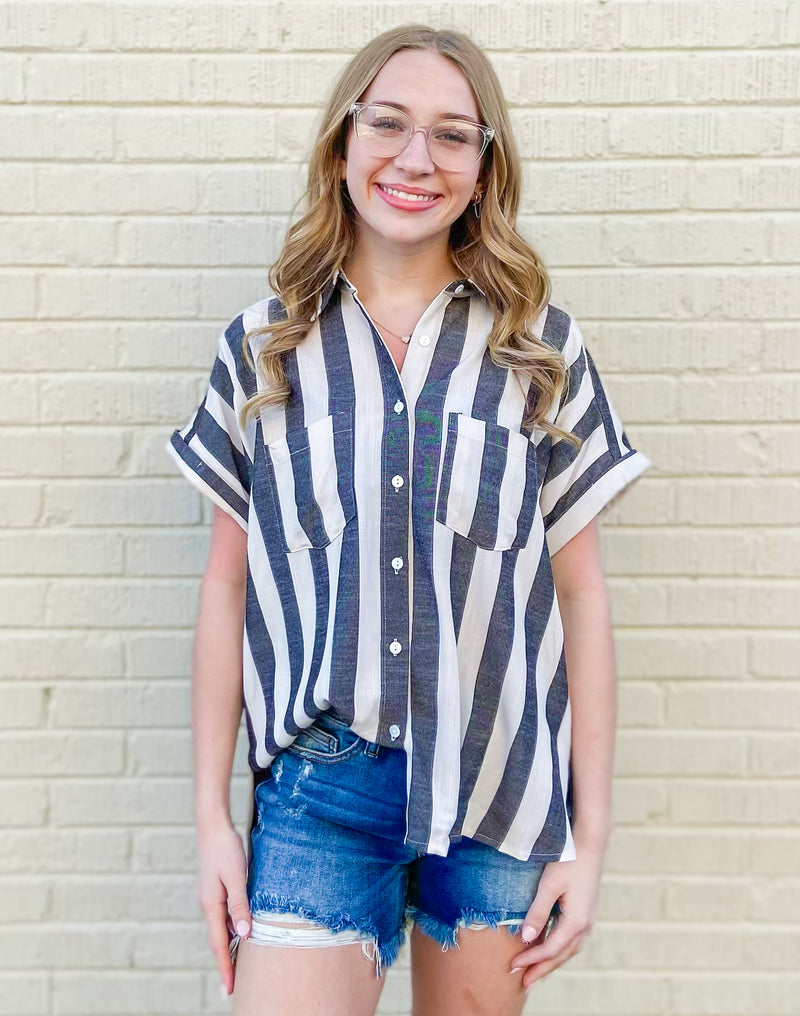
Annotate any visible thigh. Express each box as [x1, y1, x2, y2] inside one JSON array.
[[232, 933, 384, 1016], [232, 713, 415, 1014], [407, 837, 553, 1016]]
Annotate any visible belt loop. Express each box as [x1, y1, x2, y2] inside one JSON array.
[[363, 741, 380, 757]]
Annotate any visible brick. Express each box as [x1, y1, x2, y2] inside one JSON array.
[[51, 971, 202, 1014], [677, 479, 800, 525], [50, 681, 188, 729], [51, 778, 195, 826], [0, 732, 123, 776], [617, 682, 664, 728], [617, 631, 747, 679], [669, 779, 800, 824], [44, 578, 197, 627], [0, 164, 35, 213], [0, 974, 48, 1015], [0, 780, 47, 826], [0, 686, 45, 728], [0, 323, 121, 370], [670, 974, 800, 1015], [34, 164, 198, 214], [3, 830, 123, 875], [124, 531, 208, 576], [39, 374, 199, 425], [0, 109, 114, 160], [0, 375, 39, 424], [0, 427, 127, 480], [666, 683, 800, 729], [0, 527, 124, 575], [0, 632, 122, 679], [39, 270, 198, 320], [615, 731, 747, 776], [0, 925, 131, 967], [751, 634, 800, 678], [748, 734, 800, 776], [0, 580, 47, 627], [42, 479, 201, 526], [0, 217, 116, 266], [0, 878, 49, 920], [690, 159, 800, 210], [125, 632, 193, 678], [748, 878, 800, 922], [613, 778, 669, 824], [664, 877, 749, 921], [50, 874, 195, 921]]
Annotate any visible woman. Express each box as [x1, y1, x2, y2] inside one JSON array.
[[166, 24, 650, 1016]]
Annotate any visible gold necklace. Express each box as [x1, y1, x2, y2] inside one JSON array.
[[368, 313, 413, 344]]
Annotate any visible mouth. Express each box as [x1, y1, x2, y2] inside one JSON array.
[[375, 183, 442, 210]]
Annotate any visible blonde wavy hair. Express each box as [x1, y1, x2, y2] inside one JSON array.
[[239, 23, 579, 446]]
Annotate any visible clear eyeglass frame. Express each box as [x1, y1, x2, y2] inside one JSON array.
[[347, 102, 495, 170]]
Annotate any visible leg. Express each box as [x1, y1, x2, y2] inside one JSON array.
[[232, 914, 385, 1016], [406, 837, 553, 1016], [410, 920, 527, 1016]]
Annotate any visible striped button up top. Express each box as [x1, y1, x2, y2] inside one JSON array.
[[165, 268, 651, 861]]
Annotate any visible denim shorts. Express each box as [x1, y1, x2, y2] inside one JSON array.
[[233, 709, 558, 979]]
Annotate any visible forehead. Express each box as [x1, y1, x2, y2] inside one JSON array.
[[361, 49, 479, 119]]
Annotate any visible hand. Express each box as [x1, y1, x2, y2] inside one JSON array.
[[196, 817, 252, 997], [509, 846, 604, 990]]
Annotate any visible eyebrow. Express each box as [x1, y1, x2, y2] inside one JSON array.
[[370, 99, 481, 125]]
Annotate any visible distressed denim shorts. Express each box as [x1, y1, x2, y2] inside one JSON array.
[[232, 709, 557, 979]]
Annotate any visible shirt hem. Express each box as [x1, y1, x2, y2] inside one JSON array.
[[165, 435, 249, 534], [545, 447, 651, 558]]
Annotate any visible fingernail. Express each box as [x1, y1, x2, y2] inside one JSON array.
[[521, 924, 536, 942], [220, 983, 229, 1000], [236, 920, 250, 937], [510, 966, 522, 974]]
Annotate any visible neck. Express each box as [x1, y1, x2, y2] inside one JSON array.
[[341, 234, 460, 304]]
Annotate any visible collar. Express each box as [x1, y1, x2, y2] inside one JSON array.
[[312, 266, 487, 320]]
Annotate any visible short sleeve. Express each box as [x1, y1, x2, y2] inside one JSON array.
[[164, 313, 257, 533], [539, 312, 651, 557]]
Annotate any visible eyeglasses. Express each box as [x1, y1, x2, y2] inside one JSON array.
[[348, 102, 494, 172]]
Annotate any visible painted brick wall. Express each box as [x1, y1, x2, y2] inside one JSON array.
[[1, 2, 798, 1013]]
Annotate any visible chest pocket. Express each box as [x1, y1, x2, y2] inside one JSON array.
[[264, 410, 356, 553], [436, 412, 539, 552]]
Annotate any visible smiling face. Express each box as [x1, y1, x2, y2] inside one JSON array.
[[339, 49, 486, 257]]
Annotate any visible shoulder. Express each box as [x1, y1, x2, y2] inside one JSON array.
[[534, 301, 584, 364], [217, 290, 281, 396]]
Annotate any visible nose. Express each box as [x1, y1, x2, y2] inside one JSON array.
[[394, 127, 436, 174]]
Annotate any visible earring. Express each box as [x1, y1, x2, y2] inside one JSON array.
[[472, 193, 483, 218]]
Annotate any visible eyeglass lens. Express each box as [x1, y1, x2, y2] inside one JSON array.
[[355, 104, 487, 170]]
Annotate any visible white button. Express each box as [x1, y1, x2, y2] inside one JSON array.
[[391, 556, 404, 573], [389, 724, 401, 740], [394, 400, 404, 414], [389, 640, 402, 655], [455, 284, 465, 294], [391, 475, 404, 489], [419, 335, 431, 347]]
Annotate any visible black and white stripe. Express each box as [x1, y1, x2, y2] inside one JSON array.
[[166, 269, 650, 861]]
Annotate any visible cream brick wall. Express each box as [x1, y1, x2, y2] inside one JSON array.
[[1, 1, 798, 1013]]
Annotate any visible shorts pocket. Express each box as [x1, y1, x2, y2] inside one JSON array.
[[285, 720, 366, 763], [436, 413, 539, 552], [265, 410, 356, 553]]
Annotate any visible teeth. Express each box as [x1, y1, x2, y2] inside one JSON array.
[[380, 185, 437, 202]]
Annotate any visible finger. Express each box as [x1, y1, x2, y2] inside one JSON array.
[[521, 936, 584, 990], [208, 900, 235, 995], [226, 888, 252, 941], [511, 919, 577, 969], [521, 892, 561, 943]]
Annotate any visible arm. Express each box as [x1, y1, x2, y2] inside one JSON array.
[[553, 515, 616, 853], [192, 505, 252, 997], [511, 516, 616, 988], [193, 504, 248, 827]]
